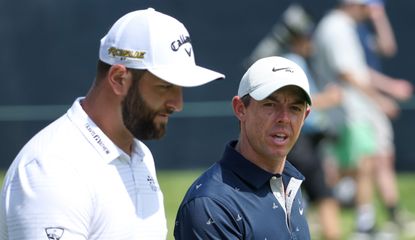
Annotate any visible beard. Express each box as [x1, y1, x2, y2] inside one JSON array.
[[122, 80, 170, 140]]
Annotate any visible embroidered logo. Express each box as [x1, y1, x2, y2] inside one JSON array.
[[171, 35, 192, 57], [272, 202, 278, 209], [184, 48, 192, 57], [85, 123, 110, 155], [107, 47, 146, 60], [236, 214, 243, 221], [272, 67, 294, 73], [195, 183, 202, 190], [147, 175, 158, 191], [45, 227, 64, 240], [298, 199, 304, 215], [206, 218, 215, 225], [299, 207, 304, 215]]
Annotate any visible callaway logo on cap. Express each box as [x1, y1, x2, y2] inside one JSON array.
[[99, 8, 225, 87]]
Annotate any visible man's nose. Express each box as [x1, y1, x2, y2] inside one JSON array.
[[167, 87, 183, 112], [275, 107, 290, 123]]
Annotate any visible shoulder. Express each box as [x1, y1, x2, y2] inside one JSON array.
[[316, 10, 353, 37], [19, 124, 94, 176], [2, 112, 97, 199], [174, 165, 245, 239], [1, 116, 95, 214], [177, 163, 244, 218], [6, 114, 74, 173], [181, 164, 231, 202]]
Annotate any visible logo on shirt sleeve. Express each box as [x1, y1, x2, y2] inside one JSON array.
[[45, 227, 64, 240]]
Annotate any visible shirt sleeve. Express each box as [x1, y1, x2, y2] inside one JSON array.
[[174, 197, 243, 240]]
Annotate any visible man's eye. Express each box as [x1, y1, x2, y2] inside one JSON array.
[[159, 84, 172, 90], [291, 106, 303, 112], [263, 102, 275, 107]]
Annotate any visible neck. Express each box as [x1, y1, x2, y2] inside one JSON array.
[[81, 93, 134, 155], [235, 138, 285, 174]]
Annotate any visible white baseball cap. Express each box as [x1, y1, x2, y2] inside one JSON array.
[[238, 56, 312, 105], [99, 8, 225, 87]]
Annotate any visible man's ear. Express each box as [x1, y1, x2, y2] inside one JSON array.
[[107, 64, 130, 96], [304, 107, 311, 119], [232, 96, 247, 121]]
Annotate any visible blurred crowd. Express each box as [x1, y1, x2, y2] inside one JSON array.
[[245, 0, 414, 239]]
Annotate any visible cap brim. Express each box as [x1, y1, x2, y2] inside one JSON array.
[[148, 65, 225, 87], [250, 81, 312, 105]]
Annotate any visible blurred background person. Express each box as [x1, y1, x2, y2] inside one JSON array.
[[357, 0, 414, 235], [312, 0, 388, 237]]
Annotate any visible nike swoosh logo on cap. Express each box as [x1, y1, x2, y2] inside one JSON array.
[[272, 67, 293, 72]]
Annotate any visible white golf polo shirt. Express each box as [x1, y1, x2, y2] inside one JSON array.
[[0, 98, 167, 240], [313, 9, 378, 124]]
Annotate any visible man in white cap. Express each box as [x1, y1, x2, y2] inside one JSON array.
[[174, 56, 311, 239], [0, 8, 224, 240]]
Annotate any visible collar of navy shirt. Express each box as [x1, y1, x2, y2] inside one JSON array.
[[219, 140, 305, 190]]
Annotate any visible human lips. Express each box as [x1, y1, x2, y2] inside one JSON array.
[[156, 112, 170, 122], [270, 131, 289, 144], [156, 108, 174, 123]]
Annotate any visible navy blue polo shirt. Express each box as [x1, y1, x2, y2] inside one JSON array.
[[174, 141, 310, 240]]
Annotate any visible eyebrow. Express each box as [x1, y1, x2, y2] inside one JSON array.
[[265, 95, 306, 105]]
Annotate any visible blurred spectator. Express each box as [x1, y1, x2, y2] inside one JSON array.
[[312, 0, 386, 237], [357, 0, 414, 235]]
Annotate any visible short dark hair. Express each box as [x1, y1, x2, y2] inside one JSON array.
[[241, 94, 251, 107], [96, 60, 111, 80], [128, 68, 146, 83], [95, 59, 146, 83]]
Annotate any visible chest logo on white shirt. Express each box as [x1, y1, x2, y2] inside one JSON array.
[[147, 175, 158, 191], [45, 227, 64, 240]]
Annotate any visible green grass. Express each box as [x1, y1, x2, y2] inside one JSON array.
[[0, 169, 414, 239], [157, 169, 203, 239]]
